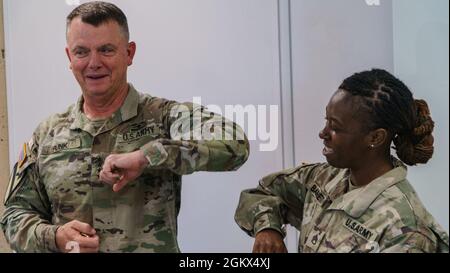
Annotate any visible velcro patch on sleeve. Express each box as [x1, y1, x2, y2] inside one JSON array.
[[4, 142, 35, 205], [18, 143, 28, 168]]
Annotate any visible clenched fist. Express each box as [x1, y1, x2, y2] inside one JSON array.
[[99, 150, 149, 192], [253, 229, 287, 253]]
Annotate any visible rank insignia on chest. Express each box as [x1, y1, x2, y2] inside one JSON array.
[[305, 227, 326, 252], [67, 138, 82, 149]]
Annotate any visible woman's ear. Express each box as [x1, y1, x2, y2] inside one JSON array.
[[367, 128, 389, 149]]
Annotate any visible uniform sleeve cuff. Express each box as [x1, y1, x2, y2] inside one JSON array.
[[35, 224, 60, 253], [253, 214, 286, 238]]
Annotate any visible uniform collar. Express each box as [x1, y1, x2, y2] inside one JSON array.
[[69, 83, 140, 135], [327, 158, 407, 218]]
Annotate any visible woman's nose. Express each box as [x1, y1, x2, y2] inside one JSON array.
[[319, 127, 329, 140]]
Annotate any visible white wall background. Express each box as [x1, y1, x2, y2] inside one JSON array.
[[290, 0, 394, 166], [2, 0, 448, 252], [393, 0, 449, 232]]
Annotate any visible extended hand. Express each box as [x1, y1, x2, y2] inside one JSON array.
[[55, 220, 99, 253], [99, 150, 149, 192], [253, 229, 288, 253]]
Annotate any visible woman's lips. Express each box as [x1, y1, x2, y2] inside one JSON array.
[[322, 146, 334, 156]]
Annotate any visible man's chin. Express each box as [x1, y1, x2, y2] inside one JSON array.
[[83, 88, 110, 97]]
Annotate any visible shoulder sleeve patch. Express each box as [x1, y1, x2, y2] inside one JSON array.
[[17, 141, 35, 173], [3, 142, 35, 205]]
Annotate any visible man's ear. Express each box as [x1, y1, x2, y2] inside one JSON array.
[[367, 128, 389, 149], [65, 47, 72, 70], [127, 42, 136, 66]]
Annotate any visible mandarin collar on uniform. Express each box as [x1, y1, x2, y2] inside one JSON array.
[[327, 158, 407, 218], [69, 83, 139, 135], [120, 84, 139, 121]]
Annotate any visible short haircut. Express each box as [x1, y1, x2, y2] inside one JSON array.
[[66, 1, 129, 41]]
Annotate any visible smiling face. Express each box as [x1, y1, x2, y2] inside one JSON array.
[[319, 90, 371, 169], [65, 17, 135, 99]]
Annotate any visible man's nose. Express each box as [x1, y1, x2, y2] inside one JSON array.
[[88, 52, 102, 70]]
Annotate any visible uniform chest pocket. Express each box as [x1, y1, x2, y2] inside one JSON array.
[[325, 219, 380, 253], [114, 121, 167, 153], [327, 234, 361, 252], [331, 234, 381, 253], [38, 148, 92, 201]]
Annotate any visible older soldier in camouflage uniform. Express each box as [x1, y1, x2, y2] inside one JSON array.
[[1, 2, 249, 253], [235, 69, 449, 253]]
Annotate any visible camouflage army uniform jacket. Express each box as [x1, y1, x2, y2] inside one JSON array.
[[235, 160, 449, 253], [1, 84, 249, 253]]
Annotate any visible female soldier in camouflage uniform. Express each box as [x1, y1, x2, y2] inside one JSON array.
[[235, 68, 449, 253]]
